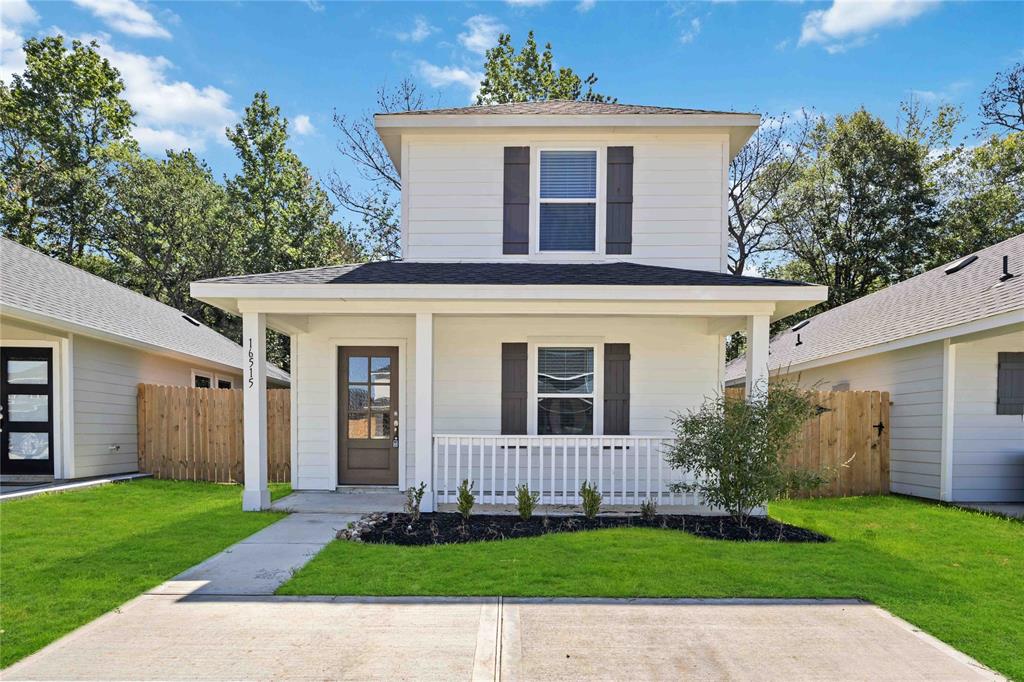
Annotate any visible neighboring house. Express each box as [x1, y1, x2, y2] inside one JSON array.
[[726, 234, 1024, 503], [0, 238, 289, 482], [191, 101, 827, 511]]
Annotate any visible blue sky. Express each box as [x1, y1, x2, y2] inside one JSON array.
[[2, 0, 1022, 200]]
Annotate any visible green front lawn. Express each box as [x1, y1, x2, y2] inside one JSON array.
[[0, 479, 289, 668], [280, 496, 1024, 680]]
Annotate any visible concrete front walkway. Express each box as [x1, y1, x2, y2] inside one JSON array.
[[4, 596, 1000, 680]]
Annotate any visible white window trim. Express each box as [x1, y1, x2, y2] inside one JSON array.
[[531, 145, 606, 258], [191, 369, 213, 388], [526, 337, 604, 435], [215, 375, 234, 389]]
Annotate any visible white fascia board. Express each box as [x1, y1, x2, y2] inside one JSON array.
[[0, 303, 247, 379], [374, 113, 761, 129], [757, 308, 1024, 378], [190, 281, 826, 305]]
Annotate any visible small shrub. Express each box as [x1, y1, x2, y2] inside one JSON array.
[[579, 480, 602, 519], [456, 479, 475, 520], [404, 482, 427, 523], [515, 484, 540, 521], [665, 378, 827, 526], [640, 497, 657, 521]]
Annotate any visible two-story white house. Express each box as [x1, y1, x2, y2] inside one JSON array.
[[191, 101, 827, 512]]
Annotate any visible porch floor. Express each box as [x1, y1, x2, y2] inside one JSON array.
[[271, 490, 407, 514]]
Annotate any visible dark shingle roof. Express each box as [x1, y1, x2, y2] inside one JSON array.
[[725, 234, 1024, 382], [198, 261, 811, 287], [1, 239, 289, 383], [379, 101, 754, 117]]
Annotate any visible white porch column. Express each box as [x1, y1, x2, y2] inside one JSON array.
[[242, 311, 269, 511], [745, 314, 771, 400], [415, 312, 435, 511]]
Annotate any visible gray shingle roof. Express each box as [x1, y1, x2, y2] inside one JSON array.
[[1, 239, 288, 383], [197, 261, 811, 287], [725, 234, 1024, 382], [379, 101, 754, 117]]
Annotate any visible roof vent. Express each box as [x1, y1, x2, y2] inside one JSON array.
[[791, 319, 811, 332], [1000, 255, 1016, 282], [181, 314, 201, 327], [944, 255, 978, 275]]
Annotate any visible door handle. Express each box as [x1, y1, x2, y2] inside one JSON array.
[[392, 413, 399, 448]]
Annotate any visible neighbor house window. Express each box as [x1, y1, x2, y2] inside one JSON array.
[[997, 352, 1024, 415], [539, 150, 597, 251], [537, 347, 594, 434], [192, 372, 212, 389], [216, 377, 233, 389]]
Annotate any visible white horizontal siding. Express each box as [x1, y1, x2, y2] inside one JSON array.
[[951, 330, 1024, 502], [71, 335, 240, 479], [402, 133, 727, 271], [787, 342, 946, 500]]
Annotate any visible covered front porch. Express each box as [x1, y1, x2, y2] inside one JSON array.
[[190, 263, 825, 513], [223, 303, 789, 513]]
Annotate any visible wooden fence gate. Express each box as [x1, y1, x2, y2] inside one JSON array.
[[725, 387, 891, 497], [137, 384, 290, 483]]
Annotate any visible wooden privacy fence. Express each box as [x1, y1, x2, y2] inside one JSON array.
[[137, 384, 290, 483], [725, 387, 891, 497]]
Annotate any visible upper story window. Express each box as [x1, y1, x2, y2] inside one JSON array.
[[539, 150, 597, 252]]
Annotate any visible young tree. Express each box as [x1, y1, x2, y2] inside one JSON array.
[[980, 62, 1023, 133], [476, 31, 614, 105], [0, 37, 135, 262]]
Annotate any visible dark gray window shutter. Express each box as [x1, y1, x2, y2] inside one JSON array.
[[501, 343, 528, 434], [603, 343, 630, 435], [996, 352, 1024, 415], [606, 146, 633, 255], [503, 147, 530, 255]]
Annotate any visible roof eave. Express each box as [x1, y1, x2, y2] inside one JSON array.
[[375, 112, 762, 173]]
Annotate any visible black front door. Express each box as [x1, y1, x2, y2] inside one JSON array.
[[1, 347, 55, 476], [339, 347, 399, 485]]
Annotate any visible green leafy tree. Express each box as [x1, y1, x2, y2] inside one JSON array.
[[477, 31, 614, 105], [1, 37, 136, 261], [100, 150, 242, 337], [767, 104, 958, 311], [227, 91, 357, 275], [226, 91, 361, 367], [929, 132, 1023, 267]]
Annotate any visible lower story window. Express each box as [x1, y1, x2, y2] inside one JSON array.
[[537, 347, 594, 435], [192, 372, 212, 388]]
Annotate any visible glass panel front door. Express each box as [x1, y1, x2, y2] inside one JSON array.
[[1, 347, 55, 476], [338, 347, 399, 485]]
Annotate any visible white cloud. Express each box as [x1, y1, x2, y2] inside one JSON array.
[[416, 60, 481, 90], [458, 14, 504, 55], [505, 0, 549, 6], [680, 17, 701, 44], [292, 114, 315, 135], [909, 79, 969, 103], [88, 39, 235, 152], [396, 16, 438, 43], [71, 0, 171, 39], [576, 0, 597, 11], [799, 0, 938, 51], [1, 0, 38, 81]]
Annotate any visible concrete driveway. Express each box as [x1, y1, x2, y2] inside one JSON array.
[[3, 595, 999, 681]]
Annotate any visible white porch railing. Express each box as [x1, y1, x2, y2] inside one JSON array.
[[433, 435, 698, 506]]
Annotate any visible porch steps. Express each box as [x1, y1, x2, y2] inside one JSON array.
[[271, 490, 407, 514]]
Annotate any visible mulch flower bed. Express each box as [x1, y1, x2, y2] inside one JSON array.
[[340, 512, 831, 546]]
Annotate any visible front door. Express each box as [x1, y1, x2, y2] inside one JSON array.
[[1, 347, 55, 477], [339, 347, 398, 485]]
